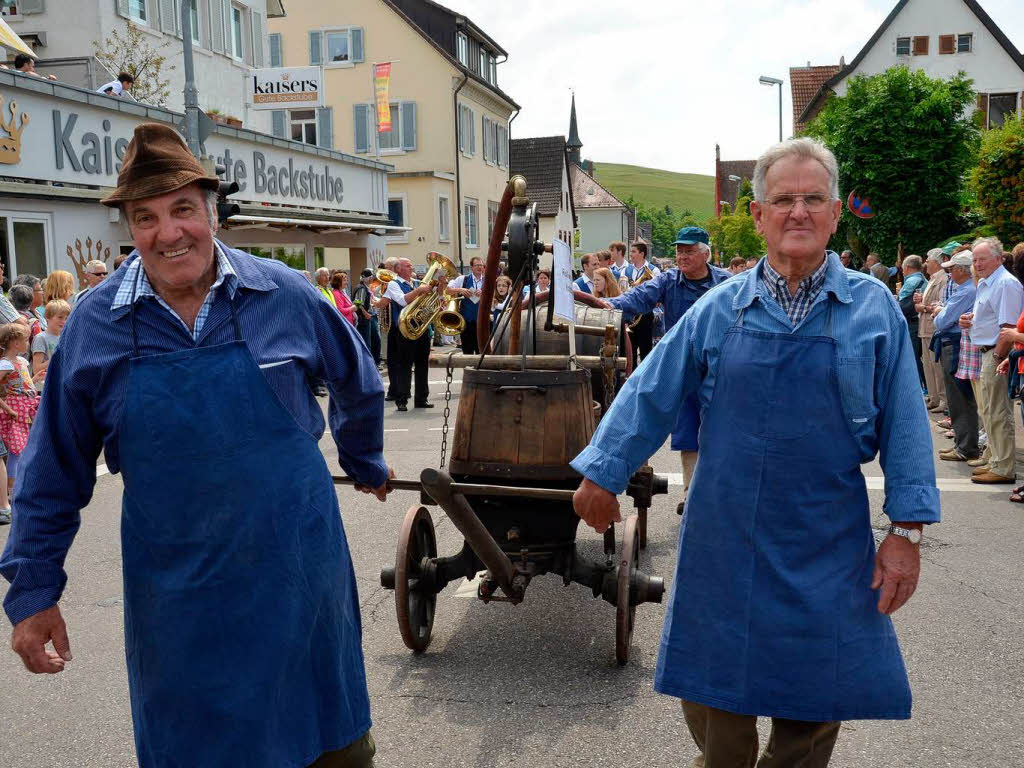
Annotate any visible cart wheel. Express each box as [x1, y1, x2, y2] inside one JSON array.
[[395, 505, 437, 653], [615, 514, 640, 665]]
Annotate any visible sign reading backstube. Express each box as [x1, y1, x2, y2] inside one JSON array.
[[246, 66, 324, 111]]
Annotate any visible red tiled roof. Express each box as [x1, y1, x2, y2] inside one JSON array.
[[790, 65, 841, 133]]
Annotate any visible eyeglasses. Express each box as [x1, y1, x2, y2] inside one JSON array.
[[91, 271, 108, 277], [765, 194, 833, 213]]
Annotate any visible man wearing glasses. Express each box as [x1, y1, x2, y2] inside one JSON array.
[[71, 260, 109, 307], [573, 138, 938, 766]]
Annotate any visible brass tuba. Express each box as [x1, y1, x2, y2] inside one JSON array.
[[399, 252, 460, 340], [436, 296, 466, 336], [372, 268, 397, 334]]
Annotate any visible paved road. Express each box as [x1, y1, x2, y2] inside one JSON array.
[[1, 364, 1022, 767]]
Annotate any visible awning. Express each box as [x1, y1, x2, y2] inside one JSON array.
[[0, 18, 35, 58], [222, 213, 411, 234]]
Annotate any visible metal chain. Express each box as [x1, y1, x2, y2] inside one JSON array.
[[439, 351, 456, 469]]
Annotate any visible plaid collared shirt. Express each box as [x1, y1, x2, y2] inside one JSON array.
[[761, 256, 829, 326], [111, 243, 238, 341], [956, 328, 982, 381]]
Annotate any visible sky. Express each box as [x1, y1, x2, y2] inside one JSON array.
[[442, 0, 1024, 176]]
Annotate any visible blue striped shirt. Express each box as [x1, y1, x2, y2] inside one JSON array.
[[0, 242, 387, 625], [572, 252, 940, 525]]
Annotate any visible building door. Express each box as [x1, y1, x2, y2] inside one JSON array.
[[0, 214, 52, 280]]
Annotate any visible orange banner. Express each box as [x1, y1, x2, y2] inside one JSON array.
[[374, 62, 392, 133]]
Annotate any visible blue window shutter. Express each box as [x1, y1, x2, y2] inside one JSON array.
[[470, 110, 476, 155], [351, 27, 364, 63], [116, 0, 129, 18], [309, 30, 322, 65], [401, 102, 417, 151], [271, 110, 286, 138], [269, 32, 282, 67], [317, 107, 334, 149], [354, 104, 369, 153], [160, 0, 178, 35]]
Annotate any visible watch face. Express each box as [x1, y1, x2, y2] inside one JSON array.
[[907, 528, 922, 544]]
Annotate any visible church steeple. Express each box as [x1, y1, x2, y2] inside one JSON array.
[[567, 92, 582, 167]]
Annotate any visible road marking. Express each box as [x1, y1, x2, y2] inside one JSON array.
[[659, 472, 1001, 493], [384, 428, 410, 433], [97, 464, 109, 478], [428, 380, 462, 385], [427, 427, 444, 431]]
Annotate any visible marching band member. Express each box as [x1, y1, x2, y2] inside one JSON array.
[[621, 242, 662, 367], [574, 253, 596, 294], [609, 241, 628, 280], [446, 256, 486, 355]]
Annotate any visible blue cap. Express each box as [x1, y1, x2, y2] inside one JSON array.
[[941, 241, 962, 256], [673, 226, 710, 246]]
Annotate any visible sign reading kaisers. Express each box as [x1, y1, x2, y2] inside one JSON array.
[[246, 67, 324, 111], [0, 86, 386, 218]]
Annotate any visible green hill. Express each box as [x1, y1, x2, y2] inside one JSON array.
[[592, 162, 715, 222]]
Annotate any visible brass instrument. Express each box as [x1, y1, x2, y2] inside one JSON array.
[[398, 252, 459, 340], [372, 268, 397, 334], [436, 296, 466, 336], [626, 263, 655, 330]]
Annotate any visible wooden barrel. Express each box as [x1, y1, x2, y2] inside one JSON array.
[[449, 367, 597, 482], [492, 302, 623, 357]]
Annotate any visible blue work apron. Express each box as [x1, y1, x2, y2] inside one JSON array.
[[118, 286, 370, 767], [654, 303, 912, 722]]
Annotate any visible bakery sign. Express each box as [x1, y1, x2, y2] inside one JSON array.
[[245, 66, 324, 111], [0, 84, 388, 218]]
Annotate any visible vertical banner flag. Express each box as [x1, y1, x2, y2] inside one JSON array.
[[374, 63, 392, 133]]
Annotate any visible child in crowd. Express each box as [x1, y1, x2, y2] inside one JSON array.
[[31, 299, 70, 381], [0, 322, 40, 503]]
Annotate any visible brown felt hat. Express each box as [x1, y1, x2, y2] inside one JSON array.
[[101, 122, 219, 207]]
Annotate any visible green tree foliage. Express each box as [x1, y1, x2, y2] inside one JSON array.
[[805, 67, 979, 262], [93, 22, 175, 107], [973, 113, 1024, 247], [623, 196, 698, 257], [704, 198, 765, 260]]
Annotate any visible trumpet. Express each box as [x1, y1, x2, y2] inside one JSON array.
[[399, 252, 459, 340]]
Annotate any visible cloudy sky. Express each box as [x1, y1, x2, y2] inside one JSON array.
[[443, 0, 1024, 176]]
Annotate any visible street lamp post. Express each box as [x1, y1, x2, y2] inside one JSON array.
[[759, 75, 784, 143]]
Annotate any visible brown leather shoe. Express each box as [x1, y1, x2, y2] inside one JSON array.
[[940, 451, 968, 461], [971, 471, 1016, 484], [967, 457, 990, 467], [972, 465, 991, 475]]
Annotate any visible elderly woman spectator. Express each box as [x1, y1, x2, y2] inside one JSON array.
[[916, 250, 949, 412], [8, 284, 39, 340], [330, 271, 356, 325], [314, 267, 336, 308]]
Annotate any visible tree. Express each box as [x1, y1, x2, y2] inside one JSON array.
[[805, 67, 979, 262], [973, 112, 1024, 247], [624, 197, 699, 257], [705, 198, 765, 260], [93, 22, 175, 107]]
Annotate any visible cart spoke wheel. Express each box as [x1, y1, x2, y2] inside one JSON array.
[[616, 514, 640, 666], [395, 505, 437, 653]]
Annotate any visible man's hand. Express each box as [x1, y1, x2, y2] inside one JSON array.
[[997, 327, 1021, 346], [356, 466, 395, 502], [997, 357, 1011, 376], [959, 312, 974, 329], [572, 477, 621, 534], [11, 605, 72, 674], [594, 298, 613, 310], [871, 530, 921, 615]]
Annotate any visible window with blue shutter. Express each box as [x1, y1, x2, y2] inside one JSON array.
[[354, 104, 370, 153], [309, 30, 322, 65], [269, 32, 282, 67], [160, 0, 178, 35], [271, 110, 286, 138], [401, 102, 417, 151], [316, 107, 334, 149], [351, 27, 364, 63], [209, 0, 224, 52], [251, 10, 264, 67], [481, 116, 489, 163]]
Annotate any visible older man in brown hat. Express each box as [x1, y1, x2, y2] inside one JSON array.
[[0, 123, 391, 767]]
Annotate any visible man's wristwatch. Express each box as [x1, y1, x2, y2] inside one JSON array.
[[888, 524, 922, 544]]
